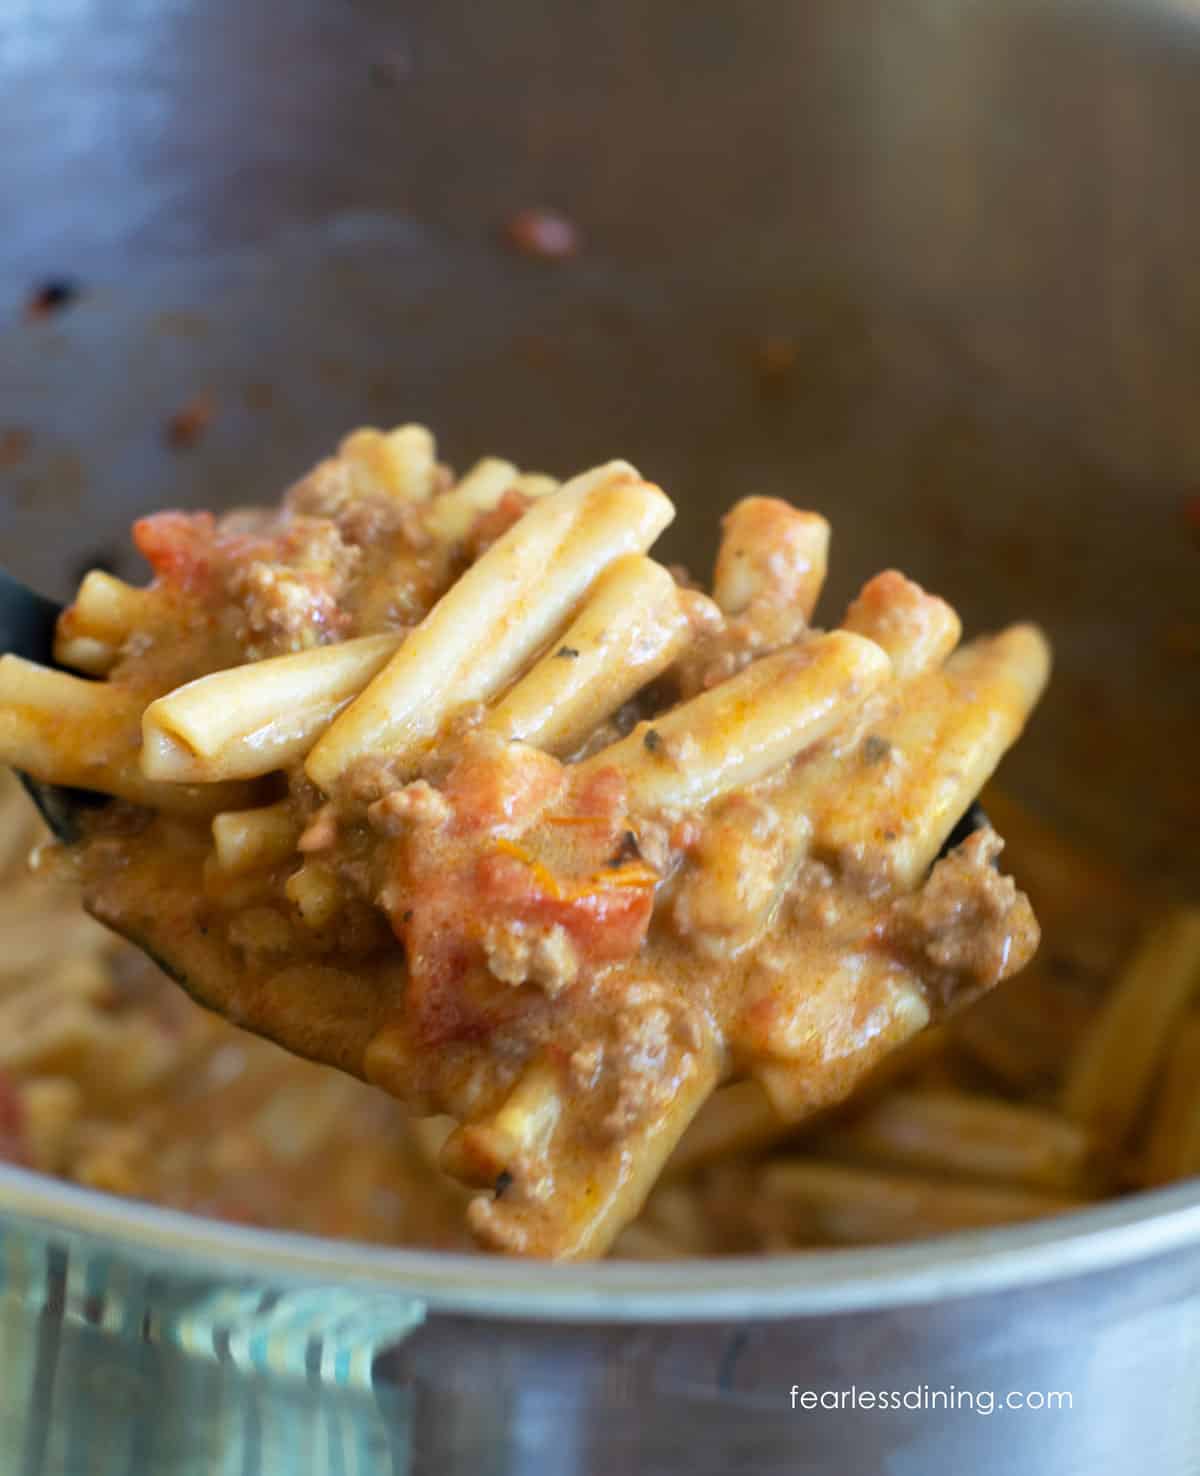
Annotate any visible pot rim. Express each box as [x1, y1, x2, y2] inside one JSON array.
[[3, 1163, 1198, 1322]]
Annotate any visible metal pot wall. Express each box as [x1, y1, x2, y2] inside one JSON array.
[[1, 3, 1198, 1472]]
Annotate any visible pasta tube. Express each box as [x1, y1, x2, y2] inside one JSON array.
[[306, 462, 674, 789], [575, 631, 891, 814], [141, 632, 404, 782], [0, 656, 255, 816], [713, 499, 830, 624], [484, 555, 687, 754], [1062, 907, 1200, 1148]]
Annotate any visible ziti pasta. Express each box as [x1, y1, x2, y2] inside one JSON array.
[[0, 424, 1051, 1259], [2, 738, 1197, 1256]]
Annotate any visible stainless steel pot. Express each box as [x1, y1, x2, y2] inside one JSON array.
[[1, 3, 1198, 1472]]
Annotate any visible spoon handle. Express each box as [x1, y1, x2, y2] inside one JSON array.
[[0, 565, 62, 664]]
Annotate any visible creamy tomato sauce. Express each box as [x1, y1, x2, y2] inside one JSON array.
[[31, 430, 1044, 1257]]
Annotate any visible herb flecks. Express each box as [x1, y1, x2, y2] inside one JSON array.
[[607, 831, 642, 868], [862, 735, 892, 766]]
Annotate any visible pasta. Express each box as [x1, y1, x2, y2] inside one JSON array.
[[1062, 908, 1200, 1147], [812, 625, 1053, 889], [2, 422, 1063, 1260], [0, 656, 257, 815], [210, 801, 301, 876], [0, 762, 1196, 1257], [1142, 1013, 1200, 1186], [424, 458, 559, 542], [573, 630, 892, 812], [712, 499, 830, 644], [141, 632, 404, 781], [305, 461, 674, 787], [811, 1089, 1099, 1194], [754, 1160, 1082, 1244], [53, 571, 153, 676], [841, 570, 961, 678], [483, 555, 688, 754], [337, 424, 438, 503]]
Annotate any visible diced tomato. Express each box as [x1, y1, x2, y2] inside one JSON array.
[[547, 766, 632, 856], [400, 891, 519, 1048], [383, 747, 655, 1050], [443, 740, 566, 835], [474, 849, 653, 964], [393, 834, 655, 1048], [528, 884, 654, 964], [132, 511, 217, 593], [571, 766, 627, 822]]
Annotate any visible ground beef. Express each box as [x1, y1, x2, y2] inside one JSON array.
[[886, 828, 1040, 1010], [226, 907, 296, 968], [342, 755, 411, 807], [226, 516, 361, 657], [592, 981, 705, 1141], [285, 458, 354, 520], [367, 781, 453, 836], [336, 497, 410, 549], [298, 805, 339, 853], [481, 920, 579, 995]]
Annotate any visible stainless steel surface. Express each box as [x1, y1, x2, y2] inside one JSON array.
[[2, 2, 1200, 1472]]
